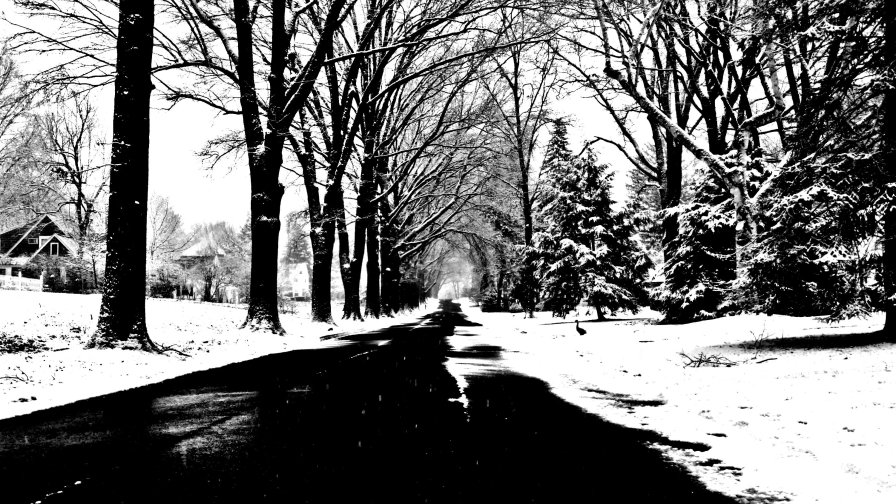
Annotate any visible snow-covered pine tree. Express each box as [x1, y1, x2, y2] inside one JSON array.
[[656, 163, 736, 323], [534, 129, 649, 318], [533, 119, 581, 316], [576, 151, 650, 319], [740, 0, 887, 320], [743, 155, 880, 318]]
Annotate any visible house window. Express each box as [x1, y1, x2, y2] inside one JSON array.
[[50, 243, 59, 256], [0, 268, 5, 275], [27, 238, 38, 245], [40, 236, 51, 248]]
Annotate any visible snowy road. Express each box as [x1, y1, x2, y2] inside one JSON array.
[[0, 301, 733, 503]]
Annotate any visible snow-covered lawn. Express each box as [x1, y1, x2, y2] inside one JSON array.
[[446, 303, 896, 504], [0, 290, 427, 421], [4, 291, 894, 502]]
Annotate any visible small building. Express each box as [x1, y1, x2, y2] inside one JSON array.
[[283, 262, 310, 301], [173, 236, 242, 304], [0, 215, 78, 290]]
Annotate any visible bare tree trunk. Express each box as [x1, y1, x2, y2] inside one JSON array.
[[365, 221, 381, 318], [310, 236, 335, 323], [343, 152, 377, 320], [379, 197, 399, 315], [662, 139, 683, 257], [334, 190, 354, 319], [232, 0, 285, 333], [236, 0, 346, 332], [90, 0, 154, 350]]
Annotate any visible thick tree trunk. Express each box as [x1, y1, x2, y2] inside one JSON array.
[[311, 244, 334, 323], [310, 186, 343, 323], [334, 191, 357, 320], [661, 139, 683, 260], [233, 0, 285, 333], [90, 0, 154, 350], [379, 209, 399, 315], [343, 154, 377, 320], [365, 218, 381, 318], [243, 163, 284, 332], [883, 0, 896, 339], [381, 252, 401, 314]]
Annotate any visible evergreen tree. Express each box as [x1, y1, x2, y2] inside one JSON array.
[[533, 120, 582, 316], [625, 165, 663, 265], [576, 151, 649, 319], [739, 0, 887, 320], [534, 133, 649, 318], [656, 164, 736, 323], [743, 155, 880, 319]]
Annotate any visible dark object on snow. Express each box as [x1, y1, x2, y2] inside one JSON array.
[[575, 320, 586, 335]]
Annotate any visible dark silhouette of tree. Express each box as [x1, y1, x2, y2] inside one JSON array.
[[882, 0, 896, 337], [89, 0, 155, 349]]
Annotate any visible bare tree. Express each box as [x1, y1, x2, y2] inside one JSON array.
[[89, 0, 156, 349], [37, 96, 108, 287], [147, 194, 191, 261], [0, 45, 44, 229]]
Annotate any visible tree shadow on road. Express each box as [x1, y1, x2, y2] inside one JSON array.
[[716, 330, 895, 352]]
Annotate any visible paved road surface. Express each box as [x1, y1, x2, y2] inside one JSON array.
[[0, 301, 735, 503]]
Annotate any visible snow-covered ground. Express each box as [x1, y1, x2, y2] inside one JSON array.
[[445, 301, 896, 504], [0, 290, 429, 421], [4, 291, 894, 502]]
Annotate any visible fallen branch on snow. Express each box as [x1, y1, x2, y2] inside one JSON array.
[[680, 352, 737, 368], [1, 367, 30, 382]]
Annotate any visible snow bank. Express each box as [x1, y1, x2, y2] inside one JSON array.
[[446, 303, 896, 503], [0, 290, 429, 421]]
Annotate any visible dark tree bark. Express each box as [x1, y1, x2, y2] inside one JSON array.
[[365, 217, 381, 318], [883, 0, 896, 338], [310, 233, 335, 323], [379, 195, 399, 315], [90, 0, 155, 349], [343, 150, 377, 320], [233, 0, 285, 333], [661, 140, 683, 254], [309, 187, 342, 324], [231, 0, 346, 331]]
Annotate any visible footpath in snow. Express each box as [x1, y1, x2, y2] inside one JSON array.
[[0, 290, 428, 421], [444, 301, 896, 504]]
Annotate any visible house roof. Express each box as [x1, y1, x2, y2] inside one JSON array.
[[179, 236, 227, 258], [0, 214, 70, 260], [30, 234, 78, 259]]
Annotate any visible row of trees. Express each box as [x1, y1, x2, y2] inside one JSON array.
[[531, 0, 896, 329], [1, 0, 894, 348], [430, 0, 896, 332]]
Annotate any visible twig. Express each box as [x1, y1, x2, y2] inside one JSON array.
[[755, 357, 778, 364], [156, 344, 190, 358], [680, 352, 737, 368], [1, 367, 30, 382]]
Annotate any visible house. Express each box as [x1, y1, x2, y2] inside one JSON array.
[[283, 262, 310, 301], [0, 214, 78, 290], [172, 233, 244, 304]]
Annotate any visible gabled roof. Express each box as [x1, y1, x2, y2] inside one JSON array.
[[0, 214, 69, 260], [179, 237, 227, 258], [30, 234, 78, 259]]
